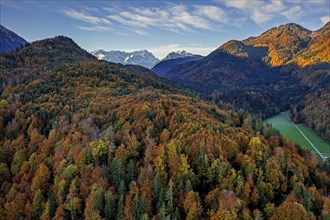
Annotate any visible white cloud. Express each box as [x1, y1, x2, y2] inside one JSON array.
[[62, 9, 111, 25], [134, 30, 149, 36], [102, 7, 117, 13], [264, 1, 286, 13], [109, 14, 149, 27], [82, 7, 99, 12], [171, 5, 212, 29], [285, 0, 325, 2], [281, 6, 304, 20], [105, 4, 218, 32], [194, 5, 229, 23], [320, 16, 330, 24], [64, 1, 325, 34], [75, 25, 110, 32], [224, 0, 290, 25], [225, 0, 249, 10], [251, 11, 273, 24], [121, 11, 160, 27], [224, 0, 330, 26]]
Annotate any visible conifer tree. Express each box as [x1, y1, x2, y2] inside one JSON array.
[[116, 180, 125, 220], [152, 174, 164, 213], [133, 194, 147, 219], [104, 191, 117, 220], [165, 179, 174, 216], [126, 159, 136, 185], [159, 203, 166, 220], [95, 188, 105, 217], [47, 188, 56, 218], [110, 159, 122, 189], [32, 189, 45, 220]]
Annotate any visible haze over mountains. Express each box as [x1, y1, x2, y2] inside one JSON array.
[[0, 22, 329, 220]]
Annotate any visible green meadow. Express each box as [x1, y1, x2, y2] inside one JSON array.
[[264, 111, 330, 161]]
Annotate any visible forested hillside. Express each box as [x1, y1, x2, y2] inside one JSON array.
[[0, 36, 329, 219], [151, 55, 203, 75], [288, 23, 330, 141], [164, 23, 330, 140]]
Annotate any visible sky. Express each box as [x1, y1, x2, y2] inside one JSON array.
[[1, 0, 329, 58]]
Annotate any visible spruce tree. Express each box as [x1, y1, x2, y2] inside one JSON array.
[[32, 189, 45, 220], [104, 191, 117, 220], [116, 180, 125, 220], [152, 174, 164, 213], [165, 179, 174, 216], [159, 203, 166, 220], [47, 188, 56, 218], [110, 159, 122, 189], [140, 213, 149, 220], [95, 188, 105, 217], [173, 207, 180, 220], [126, 159, 136, 185]]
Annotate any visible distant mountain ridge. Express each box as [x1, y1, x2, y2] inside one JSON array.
[[161, 50, 194, 60], [166, 22, 330, 84], [153, 50, 199, 66], [213, 23, 330, 68], [91, 49, 159, 68], [0, 25, 27, 53], [152, 55, 204, 75], [151, 50, 204, 75]]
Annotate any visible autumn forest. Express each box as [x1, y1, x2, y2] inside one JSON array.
[[0, 19, 329, 220]]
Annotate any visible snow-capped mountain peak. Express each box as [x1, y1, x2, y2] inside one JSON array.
[[91, 49, 159, 68], [162, 50, 194, 61]]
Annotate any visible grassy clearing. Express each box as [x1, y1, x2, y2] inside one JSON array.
[[264, 111, 330, 160], [296, 125, 329, 154]]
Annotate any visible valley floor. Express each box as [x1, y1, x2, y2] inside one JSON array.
[[264, 111, 330, 161]]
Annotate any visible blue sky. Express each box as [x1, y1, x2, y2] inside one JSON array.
[[1, 0, 329, 58]]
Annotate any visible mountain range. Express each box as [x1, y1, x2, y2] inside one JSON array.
[[166, 23, 329, 82], [0, 25, 27, 53], [91, 49, 159, 68], [91, 49, 203, 70]]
